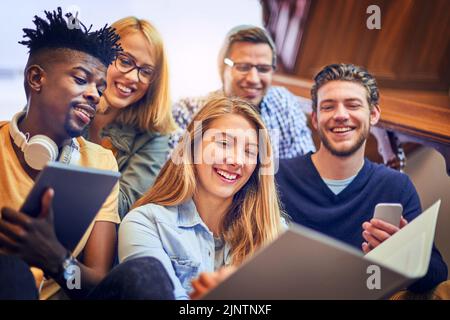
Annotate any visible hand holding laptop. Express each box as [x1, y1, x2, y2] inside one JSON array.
[[190, 266, 237, 300], [202, 201, 441, 299]]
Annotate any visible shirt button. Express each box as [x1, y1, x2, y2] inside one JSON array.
[[208, 251, 211, 257]]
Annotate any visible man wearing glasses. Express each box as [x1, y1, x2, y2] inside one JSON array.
[[169, 25, 315, 159]]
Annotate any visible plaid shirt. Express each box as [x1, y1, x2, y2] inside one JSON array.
[[169, 86, 316, 159]]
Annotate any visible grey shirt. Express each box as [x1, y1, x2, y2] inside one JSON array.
[[322, 175, 357, 195]]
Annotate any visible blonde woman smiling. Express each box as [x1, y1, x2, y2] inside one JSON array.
[[87, 17, 176, 218], [119, 95, 285, 299]]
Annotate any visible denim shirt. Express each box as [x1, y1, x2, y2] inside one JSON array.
[[86, 122, 169, 218], [118, 199, 232, 300]]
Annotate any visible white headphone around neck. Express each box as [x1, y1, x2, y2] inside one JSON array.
[[9, 111, 80, 170]]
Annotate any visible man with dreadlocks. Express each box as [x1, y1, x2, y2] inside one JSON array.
[[0, 7, 160, 300]]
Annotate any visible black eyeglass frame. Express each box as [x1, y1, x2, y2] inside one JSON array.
[[115, 52, 156, 84]]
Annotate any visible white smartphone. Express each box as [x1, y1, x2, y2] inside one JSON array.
[[373, 203, 403, 227]]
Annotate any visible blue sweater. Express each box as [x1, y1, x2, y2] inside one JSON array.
[[276, 152, 448, 293]]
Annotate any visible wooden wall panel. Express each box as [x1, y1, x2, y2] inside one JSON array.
[[264, 0, 450, 91]]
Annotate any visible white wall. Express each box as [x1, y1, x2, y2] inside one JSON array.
[[0, 0, 262, 120], [404, 147, 450, 278]]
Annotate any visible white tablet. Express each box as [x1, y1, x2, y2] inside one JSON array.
[[20, 162, 120, 251]]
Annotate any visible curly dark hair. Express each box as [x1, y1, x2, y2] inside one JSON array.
[[310, 63, 379, 112], [19, 7, 121, 66]]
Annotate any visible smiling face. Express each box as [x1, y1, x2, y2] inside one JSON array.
[[222, 42, 273, 107], [312, 80, 380, 157], [33, 50, 106, 140], [194, 113, 259, 204], [103, 31, 155, 109]]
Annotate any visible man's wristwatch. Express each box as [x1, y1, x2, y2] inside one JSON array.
[[61, 253, 78, 281], [47, 251, 78, 281]]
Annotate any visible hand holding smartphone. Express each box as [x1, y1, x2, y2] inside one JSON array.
[[373, 203, 403, 228]]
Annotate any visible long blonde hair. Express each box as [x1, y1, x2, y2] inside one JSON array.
[[134, 95, 283, 265], [110, 17, 176, 134]]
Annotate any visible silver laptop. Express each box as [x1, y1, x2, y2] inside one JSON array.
[[204, 200, 441, 300]]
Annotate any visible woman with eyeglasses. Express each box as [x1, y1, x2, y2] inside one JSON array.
[[87, 17, 177, 218]]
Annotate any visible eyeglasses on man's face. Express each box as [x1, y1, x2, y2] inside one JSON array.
[[224, 58, 275, 74], [115, 52, 156, 84]]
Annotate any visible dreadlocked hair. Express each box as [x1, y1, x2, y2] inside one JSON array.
[[19, 7, 121, 66]]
